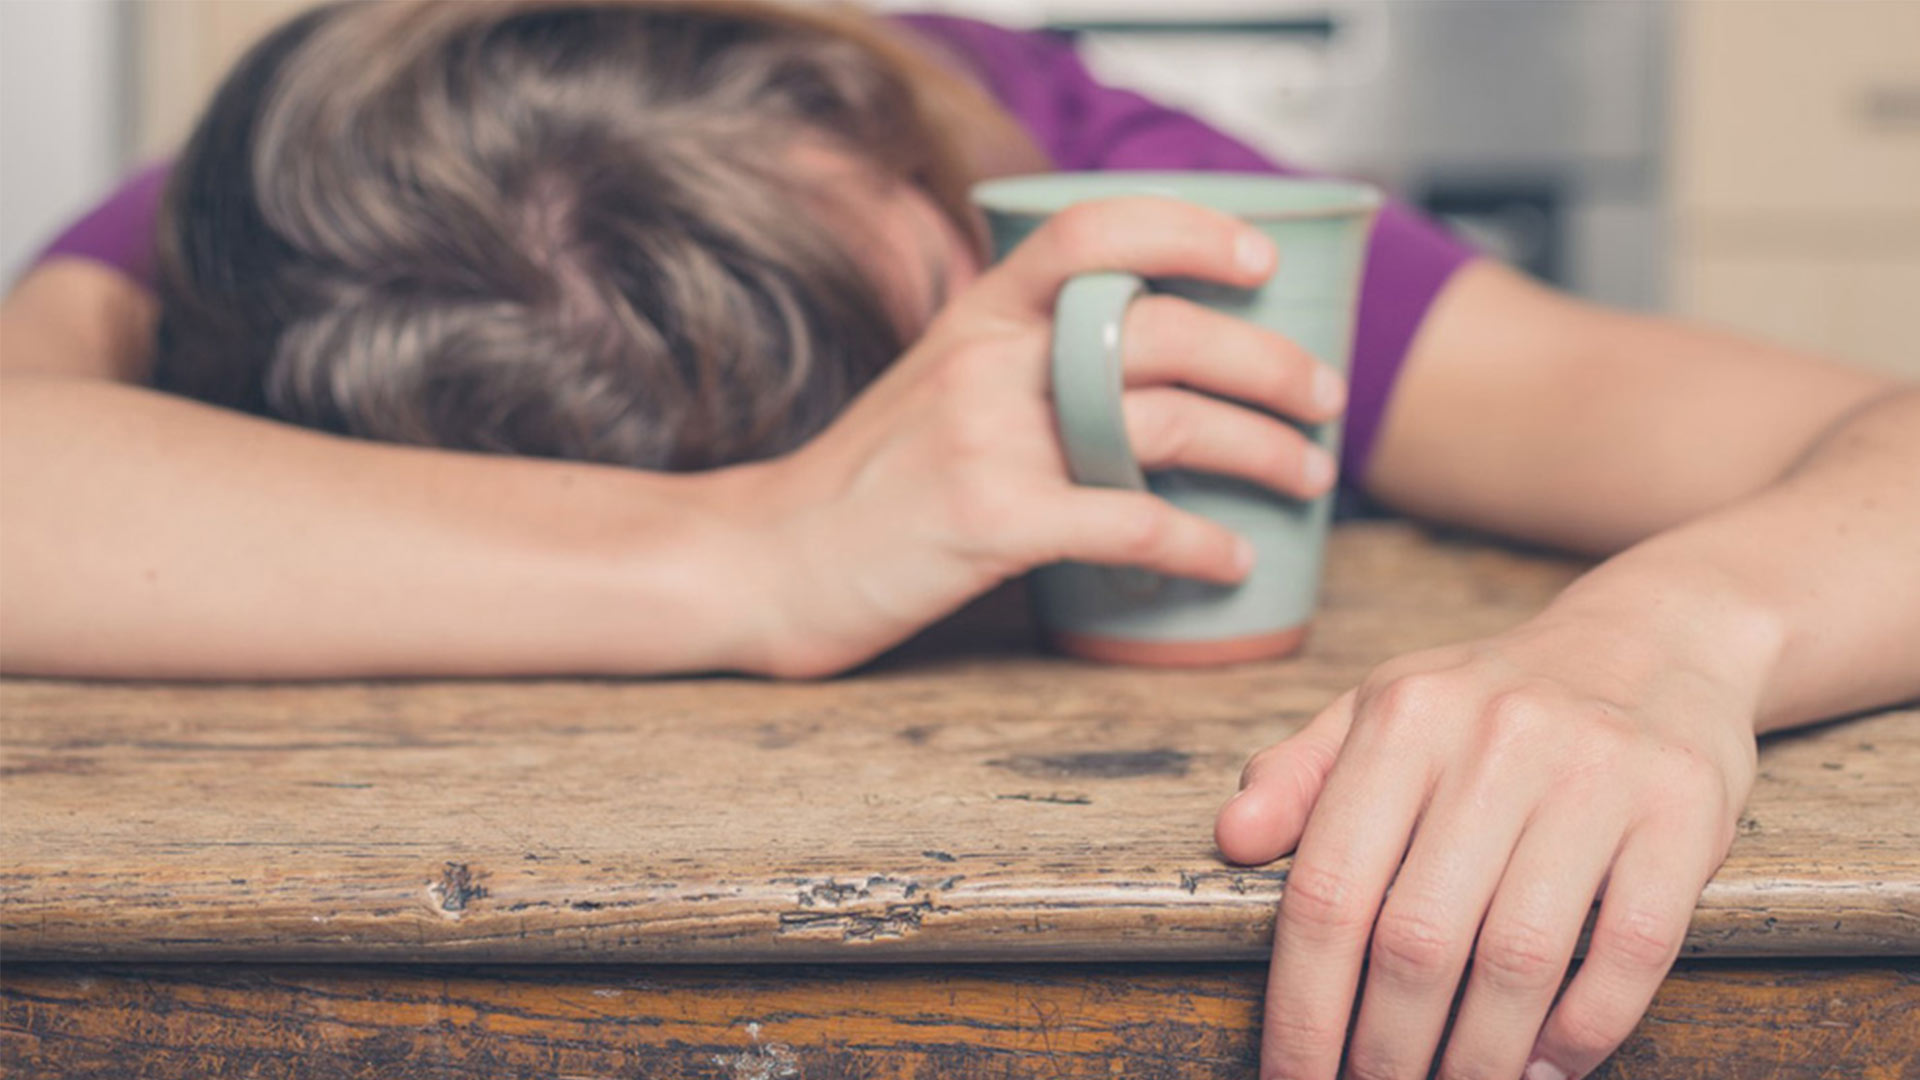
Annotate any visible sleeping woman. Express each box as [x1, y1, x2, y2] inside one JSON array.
[[2, 4, 1915, 1078]]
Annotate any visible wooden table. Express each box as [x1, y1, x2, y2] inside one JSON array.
[[3, 523, 1916, 1078]]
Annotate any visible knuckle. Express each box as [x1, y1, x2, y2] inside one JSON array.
[[1595, 904, 1686, 971], [1341, 1052, 1412, 1080], [1266, 336, 1315, 402], [1436, 1056, 1506, 1080], [1261, 1006, 1348, 1061], [1280, 861, 1371, 939], [1474, 918, 1566, 990], [1567, 714, 1637, 773], [1551, 1005, 1634, 1062], [1258, 425, 1305, 482], [1654, 743, 1725, 793], [1125, 392, 1189, 461], [1128, 293, 1191, 347], [1370, 901, 1461, 983], [1113, 505, 1173, 561], [1237, 745, 1281, 790], [1048, 204, 1111, 262], [1361, 672, 1451, 735], [1480, 688, 1553, 751]]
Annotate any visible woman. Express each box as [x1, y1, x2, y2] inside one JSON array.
[[2, 3, 1914, 1078]]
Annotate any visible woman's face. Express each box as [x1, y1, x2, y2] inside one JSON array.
[[796, 145, 982, 339]]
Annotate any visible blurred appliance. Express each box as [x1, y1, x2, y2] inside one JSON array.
[[893, 0, 1670, 310]]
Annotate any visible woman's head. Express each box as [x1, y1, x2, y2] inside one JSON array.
[[155, 0, 1022, 470]]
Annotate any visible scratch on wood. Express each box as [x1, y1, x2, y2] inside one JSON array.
[[795, 880, 863, 907], [995, 792, 1092, 805], [1177, 868, 1290, 896], [777, 898, 937, 941]]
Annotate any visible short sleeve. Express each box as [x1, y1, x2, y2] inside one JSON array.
[[894, 14, 1479, 484], [29, 162, 171, 292]]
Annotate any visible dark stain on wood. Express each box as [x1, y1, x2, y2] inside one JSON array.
[[429, 862, 486, 913], [0, 755, 98, 778], [993, 791, 1093, 805], [989, 748, 1192, 779]]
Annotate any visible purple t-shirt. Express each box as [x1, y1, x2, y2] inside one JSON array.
[[38, 14, 1474, 480]]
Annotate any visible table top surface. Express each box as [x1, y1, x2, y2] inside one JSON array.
[[3, 523, 1915, 965]]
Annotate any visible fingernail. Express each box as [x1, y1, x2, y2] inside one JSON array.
[[1232, 536, 1257, 575], [1301, 447, 1335, 491], [1235, 231, 1277, 276], [1312, 366, 1346, 414], [1524, 1060, 1570, 1080]]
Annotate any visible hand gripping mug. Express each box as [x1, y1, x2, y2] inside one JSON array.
[[971, 173, 1380, 666]]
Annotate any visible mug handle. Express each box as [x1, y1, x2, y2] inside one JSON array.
[[1051, 271, 1167, 596], [1051, 271, 1149, 492]]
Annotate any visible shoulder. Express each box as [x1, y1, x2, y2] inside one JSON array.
[[28, 161, 172, 294], [2, 258, 159, 383]]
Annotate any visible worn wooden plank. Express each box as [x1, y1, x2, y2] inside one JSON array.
[[2, 961, 1916, 1079], [2, 523, 1916, 963]]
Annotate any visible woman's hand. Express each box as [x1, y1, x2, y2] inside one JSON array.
[[1215, 594, 1773, 1080], [718, 197, 1346, 678]]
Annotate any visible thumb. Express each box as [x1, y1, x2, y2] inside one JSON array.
[[1215, 691, 1356, 865]]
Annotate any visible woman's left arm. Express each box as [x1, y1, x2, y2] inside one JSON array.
[[1217, 260, 1919, 1080]]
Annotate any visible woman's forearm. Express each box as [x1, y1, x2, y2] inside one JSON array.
[[0, 375, 768, 679], [1547, 388, 1920, 731]]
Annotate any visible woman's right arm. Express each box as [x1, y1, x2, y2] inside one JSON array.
[[3, 199, 1333, 680], [1, 259, 771, 679]]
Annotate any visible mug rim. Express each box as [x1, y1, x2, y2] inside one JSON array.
[[970, 171, 1382, 222]]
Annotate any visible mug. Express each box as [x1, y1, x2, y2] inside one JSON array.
[[971, 172, 1380, 666]]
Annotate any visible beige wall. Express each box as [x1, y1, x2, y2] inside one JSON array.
[[134, 0, 316, 160], [1669, 0, 1920, 377]]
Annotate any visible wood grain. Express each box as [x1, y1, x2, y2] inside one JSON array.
[[3, 961, 1916, 1079], [3, 523, 1916, 964]]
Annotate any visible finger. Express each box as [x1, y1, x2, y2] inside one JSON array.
[[1122, 294, 1345, 424], [966, 197, 1276, 318], [1342, 767, 1547, 1080], [1434, 807, 1620, 1080], [1262, 709, 1438, 1080], [1525, 820, 1718, 1080], [1214, 692, 1355, 865], [1029, 486, 1253, 585], [1123, 388, 1336, 500]]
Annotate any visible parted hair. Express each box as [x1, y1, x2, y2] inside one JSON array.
[[154, 0, 1019, 469]]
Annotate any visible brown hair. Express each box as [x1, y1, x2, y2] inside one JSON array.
[[153, 0, 1042, 469]]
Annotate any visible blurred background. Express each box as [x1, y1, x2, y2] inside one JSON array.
[[3, 0, 1915, 377]]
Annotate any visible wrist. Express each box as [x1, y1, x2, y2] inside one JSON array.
[[1544, 550, 1789, 728], [670, 456, 820, 676], [527, 462, 784, 677]]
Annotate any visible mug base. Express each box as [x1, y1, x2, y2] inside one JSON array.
[[1048, 623, 1309, 667]]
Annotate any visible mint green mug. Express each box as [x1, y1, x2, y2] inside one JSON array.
[[971, 172, 1379, 666]]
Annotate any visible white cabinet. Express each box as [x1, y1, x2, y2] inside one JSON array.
[[1670, 0, 1920, 377]]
